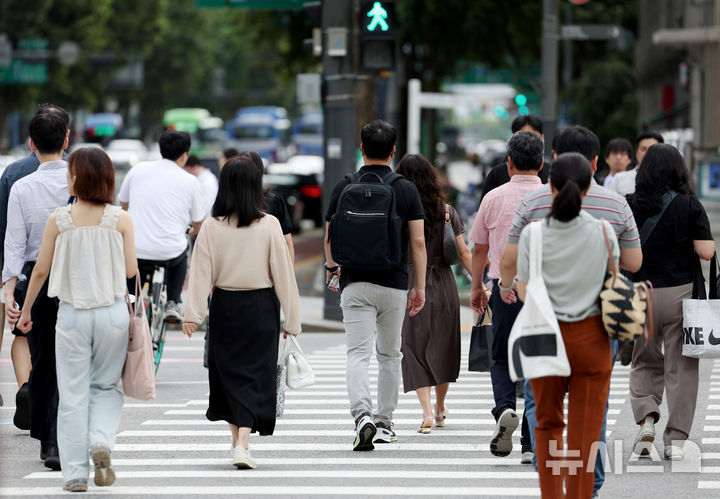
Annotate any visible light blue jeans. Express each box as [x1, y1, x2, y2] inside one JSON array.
[[340, 282, 407, 426], [55, 299, 129, 482]]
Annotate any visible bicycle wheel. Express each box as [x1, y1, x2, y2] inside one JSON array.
[[153, 300, 167, 374]]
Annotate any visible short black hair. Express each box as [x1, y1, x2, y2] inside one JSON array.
[[212, 156, 265, 227], [604, 138, 633, 159], [29, 112, 67, 154], [511, 114, 543, 135], [185, 155, 202, 167], [507, 131, 544, 171], [548, 153, 593, 222], [554, 126, 600, 162], [222, 147, 239, 160], [37, 103, 70, 128], [361, 119, 397, 160], [636, 131, 664, 145], [159, 131, 191, 160]]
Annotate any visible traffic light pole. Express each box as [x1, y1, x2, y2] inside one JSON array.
[[541, 0, 559, 154], [322, 0, 356, 321]]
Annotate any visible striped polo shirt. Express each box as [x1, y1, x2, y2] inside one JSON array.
[[506, 181, 640, 248]]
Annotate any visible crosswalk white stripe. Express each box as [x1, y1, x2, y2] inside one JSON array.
[[113, 443, 502, 451], [0, 486, 540, 496], [118, 429, 515, 437], [89, 457, 525, 466], [164, 408, 623, 415], [23, 470, 539, 480], [183, 398, 627, 406], [140, 418, 617, 426]]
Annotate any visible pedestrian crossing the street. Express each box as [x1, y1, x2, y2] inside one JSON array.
[[1, 334, 645, 497]]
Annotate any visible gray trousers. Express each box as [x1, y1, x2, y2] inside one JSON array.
[[340, 282, 407, 426], [629, 283, 697, 445], [55, 299, 129, 482]]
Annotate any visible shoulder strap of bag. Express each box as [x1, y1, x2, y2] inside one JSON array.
[[529, 222, 543, 280], [639, 190, 678, 246], [445, 203, 451, 223], [709, 252, 718, 299]]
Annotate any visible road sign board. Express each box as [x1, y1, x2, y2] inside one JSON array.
[[297, 73, 321, 104], [0, 34, 11, 67], [0, 59, 48, 84], [195, 0, 312, 8], [17, 37, 48, 50], [57, 41, 80, 65], [568, 0, 591, 4]]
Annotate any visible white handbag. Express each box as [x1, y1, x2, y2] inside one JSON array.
[[284, 335, 315, 389], [507, 222, 571, 381], [682, 253, 720, 359]]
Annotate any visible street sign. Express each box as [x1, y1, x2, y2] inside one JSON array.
[[195, 0, 312, 8], [561, 24, 622, 40], [0, 59, 48, 84], [57, 41, 80, 65], [297, 73, 321, 104], [0, 34, 11, 67], [327, 27, 347, 57]]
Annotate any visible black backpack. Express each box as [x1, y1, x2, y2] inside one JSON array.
[[330, 170, 403, 270]]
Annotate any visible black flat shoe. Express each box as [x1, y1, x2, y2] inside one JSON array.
[[44, 444, 61, 471], [41, 441, 51, 461], [13, 383, 30, 431]]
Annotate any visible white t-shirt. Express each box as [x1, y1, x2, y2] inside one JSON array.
[[118, 158, 205, 260], [197, 169, 219, 218], [608, 168, 637, 197]]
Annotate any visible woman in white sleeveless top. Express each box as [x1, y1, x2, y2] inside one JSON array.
[[17, 147, 137, 493]]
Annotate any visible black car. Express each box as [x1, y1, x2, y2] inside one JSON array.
[[264, 156, 324, 233]]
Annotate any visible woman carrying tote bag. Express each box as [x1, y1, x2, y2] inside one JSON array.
[[513, 153, 618, 499], [17, 148, 138, 493], [182, 156, 301, 470], [627, 144, 715, 461]]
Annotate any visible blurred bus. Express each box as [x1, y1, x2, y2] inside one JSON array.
[[83, 113, 123, 146], [225, 106, 292, 163], [162, 108, 225, 155], [291, 110, 322, 156]]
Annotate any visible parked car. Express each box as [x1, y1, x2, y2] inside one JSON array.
[[106, 139, 148, 169], [264, 155, 324, 232]]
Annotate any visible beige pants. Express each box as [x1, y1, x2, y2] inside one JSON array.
[[629, 283, 697, 445]]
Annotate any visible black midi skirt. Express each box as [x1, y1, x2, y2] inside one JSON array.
[[206, 287, 280, 435]]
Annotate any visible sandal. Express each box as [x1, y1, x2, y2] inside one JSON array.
[[434, 409, 448, 427], [418, 417, 433, 434]]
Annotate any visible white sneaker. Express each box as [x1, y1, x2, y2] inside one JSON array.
[[233, 446, 257, 469], [490, 408, 519, 457], [633, 416, 655, 456], [165, 301, 182, 322], [664, 445, 684, 461], [373, 422, 397, 443], [352, 415, 376, 451]]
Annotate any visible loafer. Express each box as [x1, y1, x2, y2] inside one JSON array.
[[44, 444, 61, 471], [13, 382, 30, 431], [41, 441, 52, 461]]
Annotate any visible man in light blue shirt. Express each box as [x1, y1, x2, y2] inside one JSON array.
[[3, 109, 70, 470]]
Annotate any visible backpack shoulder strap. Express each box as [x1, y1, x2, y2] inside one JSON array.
[[639, 189, 678, 246], [382, 171, 403, 185], [344, 172, 360, 184]]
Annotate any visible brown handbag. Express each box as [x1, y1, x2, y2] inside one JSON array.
[[122, 278, 156, 400], [598, 223, 653, 342]]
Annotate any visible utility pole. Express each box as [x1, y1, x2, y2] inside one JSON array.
[[541, 0, 559, 154], [322, 0, 356, 321]]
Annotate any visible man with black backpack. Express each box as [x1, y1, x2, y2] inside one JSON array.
[[324, 120, 427, 451]]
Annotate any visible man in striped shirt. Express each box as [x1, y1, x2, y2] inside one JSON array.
[[499, 125, 642, 497]]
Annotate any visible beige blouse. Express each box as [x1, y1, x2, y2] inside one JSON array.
[[183, 215, 301, 335]]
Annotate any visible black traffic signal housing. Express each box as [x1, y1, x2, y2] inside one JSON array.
[[359, 0, 396, 71]]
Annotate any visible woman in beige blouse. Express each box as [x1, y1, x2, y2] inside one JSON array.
[[182, 156, 301, 470]]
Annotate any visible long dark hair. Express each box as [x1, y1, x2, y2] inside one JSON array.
[[548, 153, 592, 222], [212, 156, 265, 227], [395, 153, 444, 239], [630, 143, 690, 216]]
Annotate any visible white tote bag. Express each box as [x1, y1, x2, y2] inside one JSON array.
[[682, 299, 720, 358], [284, 335, 316, 389], [507, 222, 571, 381]]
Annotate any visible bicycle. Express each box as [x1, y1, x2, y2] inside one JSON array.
[[138, 262, 169, 374]]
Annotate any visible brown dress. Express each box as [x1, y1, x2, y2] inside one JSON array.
[[401, 204, 464, 392]]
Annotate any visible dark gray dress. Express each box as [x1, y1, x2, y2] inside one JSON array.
[[401, 205, 464, 392]]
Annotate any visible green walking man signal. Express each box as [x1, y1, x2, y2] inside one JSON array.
[[366, 2, 389, 32]]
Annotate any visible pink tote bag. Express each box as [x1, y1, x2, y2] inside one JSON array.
[[122, 279, 156, 400]]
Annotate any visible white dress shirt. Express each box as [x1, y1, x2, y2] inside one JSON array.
[[2, 160, 69, 283]]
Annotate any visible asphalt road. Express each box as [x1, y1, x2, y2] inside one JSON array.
[[2, 326, 719, 498]]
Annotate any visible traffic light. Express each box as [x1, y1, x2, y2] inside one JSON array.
[[360, 0, 396, 71]]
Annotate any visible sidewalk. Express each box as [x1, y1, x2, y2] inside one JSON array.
[[300, 295, 477, 333]]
